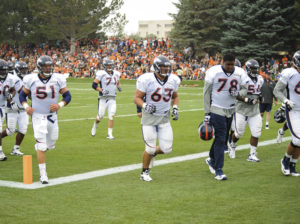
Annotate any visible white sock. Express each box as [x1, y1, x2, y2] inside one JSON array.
[[94, 122, 99, 129], [250, 145, 257, 155], [290, 158, 298, 163], [14, 145, 20, 150], [108, 128, 113, 136], [0, 146, 2, 152], [39, 163, 47, 176], [285, 153, 292, 159], [266, 122, 269, 126]]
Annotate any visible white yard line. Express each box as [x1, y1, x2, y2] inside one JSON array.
[[57, 108, 204, 122], [0, 136, 291, 190]]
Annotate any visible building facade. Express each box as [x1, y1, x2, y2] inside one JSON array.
[[138, 20, 173, 38]]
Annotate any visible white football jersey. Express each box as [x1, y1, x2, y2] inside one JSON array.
[[0, 74, 16, 107], [95, 70, 120, 97], [279, 67, 300, 110], [11, 75, 25, 109], [246, 75, 264, 96], [205, 65, 248, 109], [23, 73, 66, 114], [137, 73, 180, 116]]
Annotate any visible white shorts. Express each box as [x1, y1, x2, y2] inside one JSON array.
[[6, 111, 29, 135], [32, 113, 59, 151], [0, 107, 5, 132], [142, 122, 173, 155], [233, 112, 262, 139], [286, 110, 300, 147], [97, 97, 116, 120]]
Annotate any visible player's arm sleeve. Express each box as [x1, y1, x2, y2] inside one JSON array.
[[203, 82, 212, 114], [136, 76, 146, 92], [273, 80, 287, 102]]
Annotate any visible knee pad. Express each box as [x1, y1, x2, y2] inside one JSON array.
[[234, 131, 243, 139], [145, 146, 156, 155], [291, 140, 300, 148], [18, 127, 28, 135], [161, 147, 172, 154], [160, 141, 173, 154], [35, 142, 47, 151], [6, 128, 15, 136]]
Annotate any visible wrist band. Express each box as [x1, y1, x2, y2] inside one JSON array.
[[58, 102, 65, 108], [23, 103, 29, 109]]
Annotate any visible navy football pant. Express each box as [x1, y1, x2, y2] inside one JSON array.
[[209, 113, 233, 170]]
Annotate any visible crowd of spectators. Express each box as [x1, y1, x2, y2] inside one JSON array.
[[0, 37, 294, 81]]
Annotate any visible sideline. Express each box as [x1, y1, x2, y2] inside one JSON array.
[[0, 137, 291, 189]]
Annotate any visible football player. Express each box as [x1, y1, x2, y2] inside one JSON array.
[[228, 59, 264, 162], [1, 62, 30, 156], [0, 59, 16, 161], [134, 55, 180, 181], [19, 55, 72, 184], [91, 59, 122, 139], [204, 54, 248, 180], [273, 50, 300, 176]]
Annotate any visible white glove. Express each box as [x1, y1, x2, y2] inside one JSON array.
[[102, 90, 109, 96], [284, 99, 294, 111], [143, 103, 156, 114], [230, 89, 239, 97], [10, 101, 19, 111], [172, 107, 178, 120], [204, 114, 210, 123], [244, 98, 258, 105]]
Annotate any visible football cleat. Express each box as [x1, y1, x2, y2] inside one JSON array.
[[228, 142, 236, 159], [265, 124, 269, 130], [40, 174, 49, 184], [281, 158, 290, 176], [247, 153, 260, 162], [10, 148, 24, 156], [205, 157, 215, 175], [215, 169, 227, 181], [106, 135, 115, 140], [290, 162, 300, 177], [140, 170, 152, 181], [276, 129, 284, 144], [0, 151, 7, 161]]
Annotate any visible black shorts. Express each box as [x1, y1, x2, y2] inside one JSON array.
[[260, 103, 272, 113]]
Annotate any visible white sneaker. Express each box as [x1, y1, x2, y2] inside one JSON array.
[[10, 148, 24, 156], [205, 157, 215, 175], [140, 170, 152, 181], [247, 153, 260, 162], [0, 151, 7, 161], [91, 124, 97, 136], [276, 129, 284, 144], [40, 174, 49, 184], [106, 135, 115, 140], [228, 142, 236, 159]]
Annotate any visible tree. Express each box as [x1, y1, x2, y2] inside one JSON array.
[[28, 0, 126, 53], [0, 0, 32, 46], [169, 0, 231, 57], [220, 0, 291, 63]]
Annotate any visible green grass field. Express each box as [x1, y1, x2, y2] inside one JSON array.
[[1, 78, 299, 224]]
